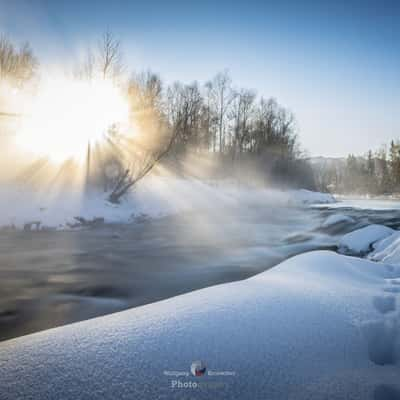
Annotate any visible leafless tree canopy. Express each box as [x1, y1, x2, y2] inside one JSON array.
[[207, 71, 236, 153], [98, 31, 123, 80], [75, 31, 123, 82], [106, 71, 176, 203], [0, 36, 37, 86]]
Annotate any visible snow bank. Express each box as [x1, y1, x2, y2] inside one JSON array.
[[0, 178, 335, 229], [1, 251, 399, 399], [338, 224, 394, 256], [321, 213, 355, 228]]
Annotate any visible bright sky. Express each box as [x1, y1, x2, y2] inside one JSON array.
[[1, 0, 399, 157]]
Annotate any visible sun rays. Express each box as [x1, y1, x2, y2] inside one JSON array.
[[14, 76, 130, 163]]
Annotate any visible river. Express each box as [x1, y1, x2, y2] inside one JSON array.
[[0, 197, 399, 341]]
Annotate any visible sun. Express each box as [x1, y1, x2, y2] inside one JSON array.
[[15, 76, 130, 163]]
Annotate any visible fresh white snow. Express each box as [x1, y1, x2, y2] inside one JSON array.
[[338, 224, 394, 256], [1, 207, 400, 399], [0, 250, 399, 399]]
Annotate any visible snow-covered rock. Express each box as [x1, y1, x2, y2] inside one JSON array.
[[338, 224, 394, 255], [1, 250, 400, 399], [321, 213, 355, 228]]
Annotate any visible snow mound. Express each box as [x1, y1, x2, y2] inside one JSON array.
[[321, 213, 355, 228], [1, 251, 400, 399], [369, 232, 400, 266], [338, 224, 394, 256]]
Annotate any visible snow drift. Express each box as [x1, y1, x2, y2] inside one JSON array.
[[1, 250, 399, 399]]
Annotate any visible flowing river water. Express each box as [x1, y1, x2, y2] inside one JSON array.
[[1, 198, 400, 341]]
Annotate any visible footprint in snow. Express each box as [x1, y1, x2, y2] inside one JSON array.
[[362, 318, 398, 365], [374, 384, 400, 400], [362, 287, 399, 366]]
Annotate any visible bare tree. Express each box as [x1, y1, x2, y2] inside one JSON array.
[[75, 31, 123, 82], [107, 134, 176, 204], [107, 71, 175, 204], [130, 70, 163, 113], [202, 81, 217, 152], [230, 88, 256, 158], [207, 71, 235, 153], [0, 36, 37, 86], [166, 81, 203, 154], [73, 32, 125, 191], [98, 31, 123, 81], [0, 36, 37, 123], [75, 48, 95, 80]]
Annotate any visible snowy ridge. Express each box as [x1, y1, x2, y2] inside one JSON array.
[[1, 250, 400, 399]]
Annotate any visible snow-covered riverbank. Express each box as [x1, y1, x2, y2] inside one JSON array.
[[0, 178, 335, 230]]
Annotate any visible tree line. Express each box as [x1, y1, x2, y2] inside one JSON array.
[[313, 141, 400, 195], [0, 36, 37, 86], [1, 33, 316, 202]]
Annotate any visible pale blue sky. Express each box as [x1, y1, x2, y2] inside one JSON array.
[[1, 0, 399, 156]]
